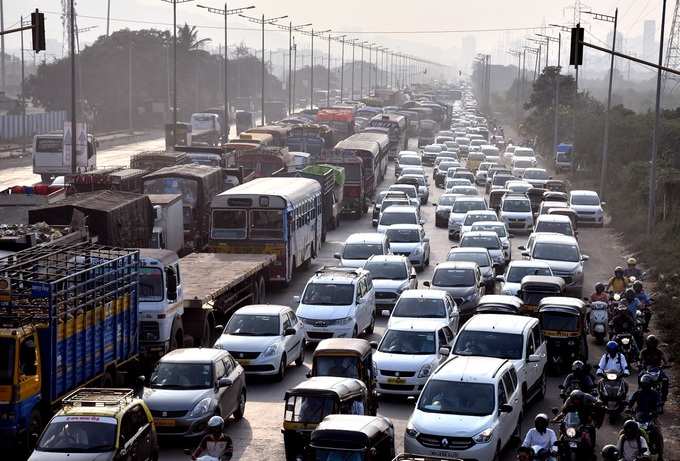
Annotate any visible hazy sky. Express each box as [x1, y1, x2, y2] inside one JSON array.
[[3, 0, 671, 68]]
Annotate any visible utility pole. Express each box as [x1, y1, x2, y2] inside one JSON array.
[[310, 28, 330, 109], [286, 22, 311, 114], [326, 33, 331, 107], [508, 50, 522, 123], [350, 39, 357, 100], [367, 44, 372, 95], [20, 15, 25, 155], [0, 0, 4, 92], [129, 40, 133, 133], [339, 36, 346, 101], [292, 39, 296, 108], [359, 41, 367, 98], [69, 0, 76, 171], [197, 3, 255, 137], [106, 0, 111, 35], [538, 33, 561, 159]]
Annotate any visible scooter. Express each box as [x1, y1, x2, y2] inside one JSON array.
[[639, 366, 668, 408], [597, 369, 629, 423], [632, 410, 664, 461], [589, 301, 609, 344]]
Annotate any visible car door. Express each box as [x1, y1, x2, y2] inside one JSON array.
[[129, 404, 153, 461], [444, 297, 459, 332], [118, 409, 141, 461], [532, 323, 547, 381], [522, 329, 536, 391], [281, 313, 298, 364], [363, 277, 376, 326], [213, 359, 231, 415], [287, 311, 304, 356], [498, 373, 517, 445]]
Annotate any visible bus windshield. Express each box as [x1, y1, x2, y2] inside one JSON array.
[[212, 209, 247, 239]]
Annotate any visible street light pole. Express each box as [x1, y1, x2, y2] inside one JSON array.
[[351, 39, 356, 100], [310, 28, 330, 109], [69, 0, 76, 170], [339, 36, 346, 101], [327, 33, 331, 107]]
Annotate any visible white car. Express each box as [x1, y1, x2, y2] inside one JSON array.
[[213, 304, 305, 380], [388, 184, 420, 209], [295, 267, 376, 341], [534, 214, 576, 238], [569, 190, 605, 226], [385, 224, 430, 269], [422, 144, 443, 165], [335, 232, 391, 268], [504, 180, 533, 195], [460, 210, 499, 237], [386, 289, 459, 332], [451, 314, 547, 408], [364, 254, 417, 309], [497, 260, 554, 296], [374, 320, 455, 396], [499, 193, 534, 233], [377, 205, 422, 233], [511, 157, 536, 177], [448, 196, 488, 240], [522, 168, 550, 188], [523, 234, 589, 296], [405, 356, 522, 461], [470, 220, 512, 262], [445, 178, 472, 192]]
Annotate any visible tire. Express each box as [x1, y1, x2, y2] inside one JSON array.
[[233, 390, 246, 421], [512, 412, 523, 445], [257, 276, 266, 304], [491, 443, 501, 461], [169, 320, 183, 351], [295, 341, 306, 367], [366, 315, 375, 335], [275, 355, 286, 382]]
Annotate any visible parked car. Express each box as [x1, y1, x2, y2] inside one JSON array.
[[386, 289, 459, 332], [522, 234, 589, 297], [497, 260, 554, 296], [426, 261, 484, 317], [448, 196, 488, 240], [385, 224, 430, 270], [363, 255, 417, 310], [569, 190, 605, 226], [499, 193, 534, 233], [447, 246, 496, 291], [295, 266, 376, 341], [335, 233, 391, 268], [143, 348, 246, 439], [213, 304, 305, 381]]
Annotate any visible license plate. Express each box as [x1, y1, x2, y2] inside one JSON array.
[[387, 377, 405, 384], [430, 450, 459, 458], [238, 360, 251, 366], [154, 418, 176, 427]]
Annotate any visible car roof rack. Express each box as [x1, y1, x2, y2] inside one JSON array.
[[315, 266, 363, 277], [62, 388, 135, 407]]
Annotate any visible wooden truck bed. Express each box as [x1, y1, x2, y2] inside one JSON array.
[[179, 253, 274, 305]]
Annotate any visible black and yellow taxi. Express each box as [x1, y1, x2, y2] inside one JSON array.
[[29, 388, 158, 461]]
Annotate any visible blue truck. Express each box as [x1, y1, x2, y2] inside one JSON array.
[[555, 143, 574, 173], [0, 243, 140, 455]]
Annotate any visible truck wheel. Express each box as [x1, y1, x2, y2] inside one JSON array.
[[170, 320, 183, 351]]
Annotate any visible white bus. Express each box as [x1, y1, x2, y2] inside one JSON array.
[[209, 177, 323, 283]]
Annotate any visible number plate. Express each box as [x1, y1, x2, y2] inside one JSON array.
[[430, 450, 459, 458], [154, 418, 176, 427], [238, 360, 251, 366], [387, 377, 405, 384]]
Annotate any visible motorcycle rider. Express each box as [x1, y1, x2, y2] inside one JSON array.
[[633, 280, 652, 330], [623, 257, 643, 281], [610, 304, 635, 337], [554, 390, 604, 447], [522, 413, 557, 458], [617, 420, 650, 461], [562, 360, 596, 395], [639, 335, 669, 402], [600, 444, 620, 461], [623, 288, 642, 319], [629, 374, 661, 421], [607, 266, 627, 294], [597, 341, 630, 377], [191, 416, 233, 461], [590, 282, 609, 303]]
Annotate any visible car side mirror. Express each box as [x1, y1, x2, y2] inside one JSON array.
[[333, 252, 341, 260], [293, 295, 301, 304], [369, 341, 379, 349], [581, 255, 589, 261], [517, 245, 526, 251], [521, 251, 530, 258], [423, 281, 431, 288], [306, 371, 312, 378], [499, 404, 513, 413], [381, 309, 391, 317], [528, 354, 541, 363], [284, 327, 296, 336], [218, 377, 232, 388], [439, 347, 450, 356]]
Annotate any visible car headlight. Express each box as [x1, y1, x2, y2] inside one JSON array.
[[566, 427, 577, 438], [189, 397, 216, 418], [331, 316, 353, 325], [417, 363, 433, 378], [473, 427, 494, 443], [412, 246, 422, 256], [262, 343, 279, 357], [405, 422, 419, 438]]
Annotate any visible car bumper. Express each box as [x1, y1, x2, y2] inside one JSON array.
[[375, 291, 400, 307], [233, 354, 281, 375], [153, 413, 214, 439], [302, 324, 355, 342], [404, 435, 495, 461], [575, 213, 604, 224], [376, 375, 427, 395], [504, 219, 533, 231]]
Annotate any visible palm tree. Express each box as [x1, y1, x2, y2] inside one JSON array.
[[176, 23, 211, 53]]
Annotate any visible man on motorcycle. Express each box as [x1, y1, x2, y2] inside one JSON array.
[[590, 282, 609, 303], [522, 413, 557, 457], [607, 266, 627, 293], [628, 374, 661, 421], [610, 305, 635, 336], [639, 335, 669, 402], [597, 341, 630, 377], [633, 281, 652, 331], [562, 360, 596, 396], [555, 390, 604, 447], [191, 416, 233, 461], [623, 288, 642, 319], [600, 444, 620, 461], [624, 257, 643, 281], [618, 420, 650, 461]]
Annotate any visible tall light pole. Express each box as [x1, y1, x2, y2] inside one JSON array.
[[359, 41, 368, 98], [538, 33, 561, 157], [287, 22, 311, 114], [350, 39, 358, 100], [583, 9, 618, 200], [339, 35, 346, 101], [240, 13, 287, 125], [326, 32, 332, 107], [310, 29, 330, 109], [197, 3, 254, 138], [367, 44, 374, 95]]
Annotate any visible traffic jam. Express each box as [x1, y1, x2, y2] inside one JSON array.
[[0, 84, 667, 461]]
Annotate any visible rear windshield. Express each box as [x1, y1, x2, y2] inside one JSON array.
[[524, 170, 549, 180], [380, 211, 417, 226], [433, 268, 475, 287], [448, 252, 490, 267], [533, 242, 579, 262], [453, 331, 523, 360], [536, 221, 573, 235], [364, 260, 407, 280], [461, 235, 500, 250], [399, 156, 421, 165], [507, 266, 552, 283], [502, 199, 531, 212], [452, 200, 485, 213], [571, 194, 600, 206], [343, 243, 384, 259], [393, 297, 446, 318]]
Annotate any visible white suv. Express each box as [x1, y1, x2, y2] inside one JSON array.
[[450, 314, 547, 408], [499, 193, 533, 233], [405, 356, 522, 461], [295, 267, 376, 342]]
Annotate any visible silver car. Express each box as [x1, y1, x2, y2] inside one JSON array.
[[426, 261, 484, 317], [447, 247, 496, 291], [459, 230, 505, 270], [364, 254, 417, 309], [385, 224, 430, 270], [143, 348, 246, 439]]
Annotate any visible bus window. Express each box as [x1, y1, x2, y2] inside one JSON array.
[[250, 209, 284, 239]]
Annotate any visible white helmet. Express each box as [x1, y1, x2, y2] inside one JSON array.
[[207, 415, 224, 434]]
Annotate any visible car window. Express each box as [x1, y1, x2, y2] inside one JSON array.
[[509, 368, 518, 389], [282, 315, 292, 332], [526, 331, 536, 357], [215, 360, 226, 379], [498, 381, 508, 406], [442, 326, 454, 344], [288, 311, 298, 325], [502, 373, 514, 396], [532, 324, 544, 350], [437, 329, 447, 348]]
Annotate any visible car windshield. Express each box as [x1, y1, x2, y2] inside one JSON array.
[[453, 331, 523, 360], [433, 268, 475, 287], [343, 243, 384, 259], [449, 252, 490, 267], [379, 330, 436, 354], [524, 170, 548, 180], [302, 283, 355, 305], [464, 214, 491, 226], [364, 261, 407, 280], [533, 242, 580, 262], [36, 418, 117, 453], [315, 356, 359, 378], [150, 362, 214, 389], [536, 221, 573, 235], [418, 380, 495, 416], [399, 156, 420, 165], [386, 228, 420, 243], [454, 187, 477, 196], [571, 194, 600, 205], [438, 195, 456, 206], [393, 297, 446, 318], [380, 211, 417, 226], [452, 200, 485, 213], [461, 235, 500, 250], [390, 187, 416, 198], [542, 312, 579, 332], [503, 199, 531, 212], [226, 314, 279, 336], [0, 338, 14, 385], [472, 224, 507, 238], [507, 266, 552, 283]]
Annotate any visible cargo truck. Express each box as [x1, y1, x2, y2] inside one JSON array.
[[0, 244, 140, 454]]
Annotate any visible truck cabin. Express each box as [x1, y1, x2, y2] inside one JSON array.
[[316, 108, 355, 141], [234, 147, 293, 178]]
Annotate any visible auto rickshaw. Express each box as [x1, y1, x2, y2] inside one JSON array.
[[547, 207, 579, 232], [489, 189, 508, 212], [538, 297, 588, 373], [310, 338, 378, 415], [283, 377, 370, 461], [527, 187, 547, 215], [517, 275, 566, 315], [307, 415, 395, 461], [475, 294, 522, 314], [544, 179, 568, 193], [466, 152, 486, 172]]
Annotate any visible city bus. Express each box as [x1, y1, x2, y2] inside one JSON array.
[[368, 113, 406, 159], [209, 177, 323, 283]]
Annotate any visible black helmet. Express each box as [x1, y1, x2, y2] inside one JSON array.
[[614, 266, 624, 276], [633, 280, 643, 292], [640, 373, 654, 390], [207, 415, 224, 435], [595, 282, 605, 293], [625, 288, 635, 301], [572, 360, 585, 372], [534, 413, 549, 432], [646, 334, 659, 349], [623, 419, 640, 439], [601, 444, 620, 461], [569, 389, 585, 403]]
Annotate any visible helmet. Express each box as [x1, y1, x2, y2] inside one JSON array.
[[572, 360, 585, 372], [625, 288, 635, 301], [640, 373, 654, 390], [627, 257, 637, 266], [614, 266, 624, 276], [601, 444, 620, 461], [646, 334, 659, 349], [606, 341, 619, 354], [633, 280, 643, 292], [569, 389, 585, 403], [623, 419, 640, 439], [595, 282, 605, 293], [534, 413, 549, 432], [207, 415, 224, 435]]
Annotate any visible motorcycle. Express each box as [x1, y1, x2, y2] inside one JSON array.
[[184, 448, 231, 461], [551, 410, 594, 461], [632, 411, 664, 461], [634, 310, 646, 349], [639, 366, 668, 408], [530, 444, 556, 461], [614, 333, 639, 364], [589, 301, 609, 344], [598, 369, 629, 423]]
